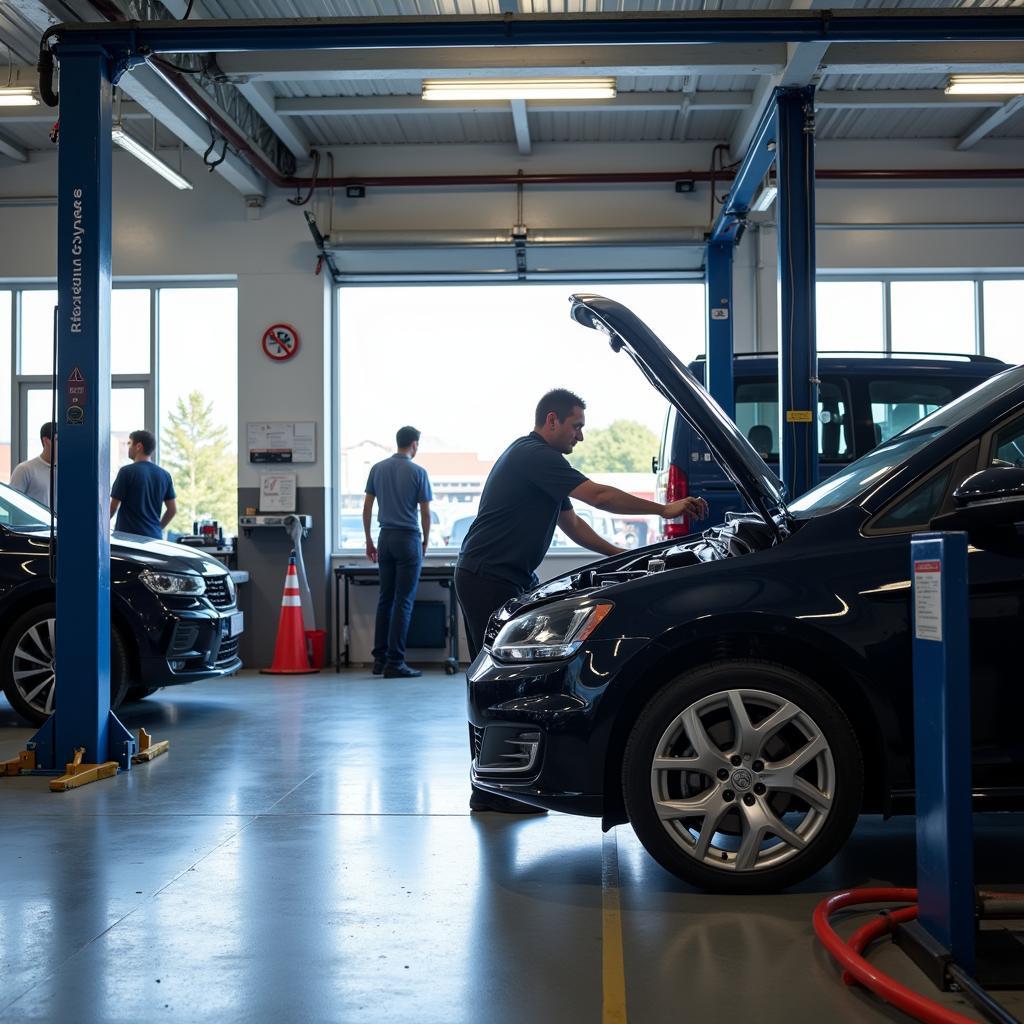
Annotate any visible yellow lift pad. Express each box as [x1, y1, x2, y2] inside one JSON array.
[[50, 748, 118, 792], [131, 728, 169, 764]]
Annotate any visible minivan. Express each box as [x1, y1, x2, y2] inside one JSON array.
[[655, 352, 1008, 534]]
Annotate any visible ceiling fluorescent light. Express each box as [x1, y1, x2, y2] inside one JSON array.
[[422, 78, 616, 101], [945, 74, 1024, 96], [0, 87, 40, 107], [751, 185, 778, 213], [111, 126, 193, 190]]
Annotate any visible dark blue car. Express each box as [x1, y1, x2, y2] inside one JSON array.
[[656, 351, 1006, 538], [467, 294, 1024, 893]]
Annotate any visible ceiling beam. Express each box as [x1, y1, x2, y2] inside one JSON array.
[[510, 99, 531, 155], [823, 42, 1024, 76], [273, 91, 754, 116], [957, 95, 1024, 151], [730, 35, 828, 160], [815, 89, 1004, 110], [0, 130, 29, 162], [217, 44, 788, 82], [235, 79, 311, 161], [0, 100, 149, 123]]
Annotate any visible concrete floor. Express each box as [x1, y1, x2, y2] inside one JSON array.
[[1, 669, 1022, 1024]]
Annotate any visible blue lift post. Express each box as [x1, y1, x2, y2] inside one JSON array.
[[899, 532, 975, 978], [707, 85, 819, 497], [705, 242, 734, 420], [774, 86, 819, 498], [29, 44, 135, 776]]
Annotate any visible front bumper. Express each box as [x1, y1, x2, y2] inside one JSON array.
[[128, 586, 244, 687], [466, 637, 648, 816]]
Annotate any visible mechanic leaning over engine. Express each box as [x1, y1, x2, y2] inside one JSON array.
[[455, 387, 708, 814]]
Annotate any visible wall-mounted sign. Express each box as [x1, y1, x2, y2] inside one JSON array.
[[261, 323, 300, 362], [247, 422, 316, 464]]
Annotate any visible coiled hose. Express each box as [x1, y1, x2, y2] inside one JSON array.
[[813, 887, 1023, 1024]]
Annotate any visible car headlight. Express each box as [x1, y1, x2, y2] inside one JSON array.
[[140, 570, 206, 596], [491, 602, 613, 662]]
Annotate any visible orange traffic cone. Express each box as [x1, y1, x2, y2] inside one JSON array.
[[261, 551, 319, 675]]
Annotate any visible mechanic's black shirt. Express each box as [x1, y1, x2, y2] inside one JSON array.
[[457, 432, 587, 589]]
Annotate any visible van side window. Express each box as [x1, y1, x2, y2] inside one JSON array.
[[733, 378, 850, 461], [868, 379, 957, 446]]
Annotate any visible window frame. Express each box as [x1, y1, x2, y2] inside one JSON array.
[[331, 278, 706, 555], [2, 278, 235, 466], [816, 271, 1024, 359]]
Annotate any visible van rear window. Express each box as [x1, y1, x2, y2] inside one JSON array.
[[734, 378, 851, 462]]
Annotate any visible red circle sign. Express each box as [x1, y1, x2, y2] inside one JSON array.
[[262, 323, 300, 361]]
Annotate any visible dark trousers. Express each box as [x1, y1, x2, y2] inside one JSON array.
[[373, 530, 423, 666], [454, 567, 524, 661]]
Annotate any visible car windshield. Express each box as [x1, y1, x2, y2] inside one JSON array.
[[788, 429, 944, 517], [0, 483, 51, 532]]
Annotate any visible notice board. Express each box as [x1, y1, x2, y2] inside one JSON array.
[[247, 422, 316, 464]]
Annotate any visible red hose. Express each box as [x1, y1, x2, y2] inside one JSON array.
[[813, 887, 980, 1024]]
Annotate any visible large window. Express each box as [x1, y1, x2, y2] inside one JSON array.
[[337, 282, 705, 553], [816, 281, 885, 352], [818, 275, 1024, 364], [3, 283, 237, 537]]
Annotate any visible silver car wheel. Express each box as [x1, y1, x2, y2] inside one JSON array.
[[649, 687, 836, 873], [12, 618, 56, 717]]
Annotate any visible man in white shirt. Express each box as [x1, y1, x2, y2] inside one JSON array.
[[10, 421, 56, 507]]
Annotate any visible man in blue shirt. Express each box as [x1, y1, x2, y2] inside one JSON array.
[[363, 426, 434, 678], [109, 430, 177, 539], [456, 389, 707, 812]]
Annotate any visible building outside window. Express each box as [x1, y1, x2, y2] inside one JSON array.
[[3, 283, 237, 537], [337, 282, 706, 553]]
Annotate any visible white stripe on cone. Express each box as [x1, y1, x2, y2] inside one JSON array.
[[281, 596, 302, 606]]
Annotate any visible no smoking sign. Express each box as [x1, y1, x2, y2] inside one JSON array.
[[262, 323, 300, 362]]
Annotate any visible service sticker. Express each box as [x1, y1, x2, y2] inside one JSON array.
[[913, 559, 942, 643]]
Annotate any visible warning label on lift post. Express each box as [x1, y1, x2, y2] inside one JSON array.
[[66, 366, 87, 425], [913, 559, 942, 643]]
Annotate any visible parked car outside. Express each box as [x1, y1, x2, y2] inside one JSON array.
[[339, 510, 446, 549], [467, 293, 1024, 893], [0, 482, 243, 726], [656, 351, 1008, 539]]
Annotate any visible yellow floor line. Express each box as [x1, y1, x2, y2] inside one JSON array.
[[602, 829, 629, 1024]]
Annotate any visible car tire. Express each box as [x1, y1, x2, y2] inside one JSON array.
[[622, 659, 863, 894], [0, 603, 132, 727]]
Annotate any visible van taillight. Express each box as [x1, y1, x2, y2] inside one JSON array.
[[664, 464, 688, 538]]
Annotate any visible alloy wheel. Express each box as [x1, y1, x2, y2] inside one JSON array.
[[12, 618, 56, 717], [649, 687, 835, 873]]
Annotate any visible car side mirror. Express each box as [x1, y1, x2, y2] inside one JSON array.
[[929, 467, 1024, 532]]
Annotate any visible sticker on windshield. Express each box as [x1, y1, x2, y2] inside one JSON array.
[[786, 410, 813, 423], [913, 559, 942, 643]]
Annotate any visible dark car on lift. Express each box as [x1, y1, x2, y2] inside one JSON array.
[[467, 293, 1024, 893], [0, 483, 243, 726]]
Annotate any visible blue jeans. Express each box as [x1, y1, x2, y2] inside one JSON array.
[[372, 530, 423, 666]]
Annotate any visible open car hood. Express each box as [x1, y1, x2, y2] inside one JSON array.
[[569, 293, 789, 537]]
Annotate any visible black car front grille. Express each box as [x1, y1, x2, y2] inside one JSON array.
[[470, 725, 483, 761], [216, 636, 240, 668], [204, 575, 235, 609]]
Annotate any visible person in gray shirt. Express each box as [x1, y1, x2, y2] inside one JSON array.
[[10, 421, 56, 507], [363, 426, 434, 678]]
